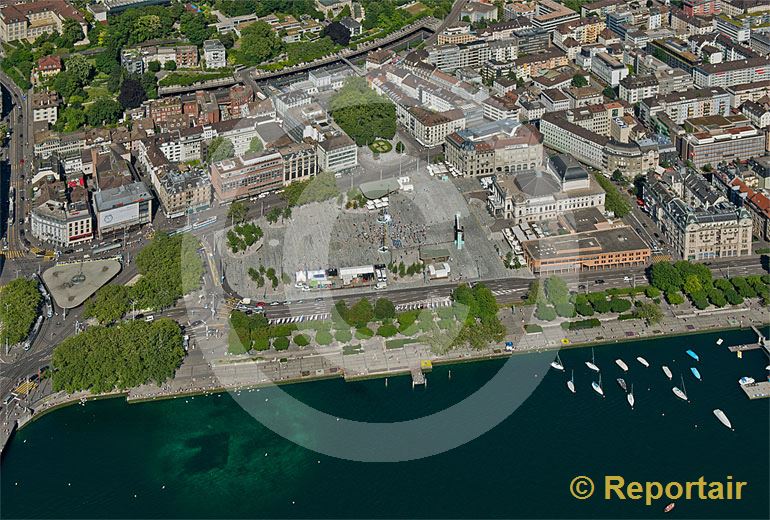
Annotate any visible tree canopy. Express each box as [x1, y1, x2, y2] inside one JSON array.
[[118, 77, 147, 109], [451, 283, 504, 349], [84, 285, 131, 324], [0, 278, 42, 345], [180, 11, 215, 47], [571, 74, 588, 88], [52, 319, 185, 394], [233, 21, 283, 66], [207, 137, 235, 163], [132, 233, 204, 310], [330, 77, 396, 146], [85, 98, 123, 126]]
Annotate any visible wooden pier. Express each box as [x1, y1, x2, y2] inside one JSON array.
[[740, 381, 770, 400]]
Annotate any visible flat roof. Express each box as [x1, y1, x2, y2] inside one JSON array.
[[359, 178, 400, 200], [523, 226, 649, 261], [93, 182, 152, 212]]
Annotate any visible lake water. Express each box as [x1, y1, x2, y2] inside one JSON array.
[[1, 328, 768, 518]]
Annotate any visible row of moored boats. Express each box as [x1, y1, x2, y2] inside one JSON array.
[[550, 346, 735, 430]]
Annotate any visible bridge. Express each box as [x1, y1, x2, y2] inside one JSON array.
[[250, 17, 440, 83]]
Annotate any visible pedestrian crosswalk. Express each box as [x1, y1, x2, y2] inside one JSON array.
[[1, 249, 27, 259], [492, 288, 518, 296], [395, 297, 452, 311], [268, 313, 331, 325]]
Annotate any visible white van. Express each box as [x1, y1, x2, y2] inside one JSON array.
[[144, 315, 155, 322]]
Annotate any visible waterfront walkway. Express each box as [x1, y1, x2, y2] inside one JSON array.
[[3, 302, 768, 454]]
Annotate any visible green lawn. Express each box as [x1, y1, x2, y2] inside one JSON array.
[[369, 140, 392, 154]]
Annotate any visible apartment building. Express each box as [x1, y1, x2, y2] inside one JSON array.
[[404, 107, 465, 148], [639, 87, 732, 127], [684, 0, 720, 16], [444, 120, 543, 177], [32, 54, 61, 85], [509, 48, 569, 81], [591, 52, 628, 87], [553, 16, 605, 46], [619, 75, 659, 104], [0, 0, 86, 42], [532, 0, 579, 32], [31, 90, 59, 126], [693, 57, 770, 88], [726, 80, 770, 108], [203, 39, 227, 69]]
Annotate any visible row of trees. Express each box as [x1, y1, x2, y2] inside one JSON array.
[[651, 260, 770, 310], [334, 298, 397, 328], [52, 319, 185, 394], [0, 279, 42, 345], [593, 172, 631, 217], [526, 277, 661, 324], [84, 234, 204, 323]]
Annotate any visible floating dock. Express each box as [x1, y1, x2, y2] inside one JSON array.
[[740, 381, 770, 400], [411, 360, 432, 388], [729, 344, 762, 352], [411, 367, 425, 388]]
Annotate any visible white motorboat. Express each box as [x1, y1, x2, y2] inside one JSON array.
[[662, 365, 673, 380], [627, 384, 635, 409], [615, 358, 629, 372], [713, 409, 732, 430], [636, 356, 649, 368]]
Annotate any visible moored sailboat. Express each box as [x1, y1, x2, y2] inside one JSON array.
[[550, 353, 565, 372], [567, 370, 575, 394], [585, 348, 600, 372], [672, 375, 688, 402]]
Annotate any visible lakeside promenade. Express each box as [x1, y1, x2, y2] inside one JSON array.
[[3, 301, 767, 455]]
